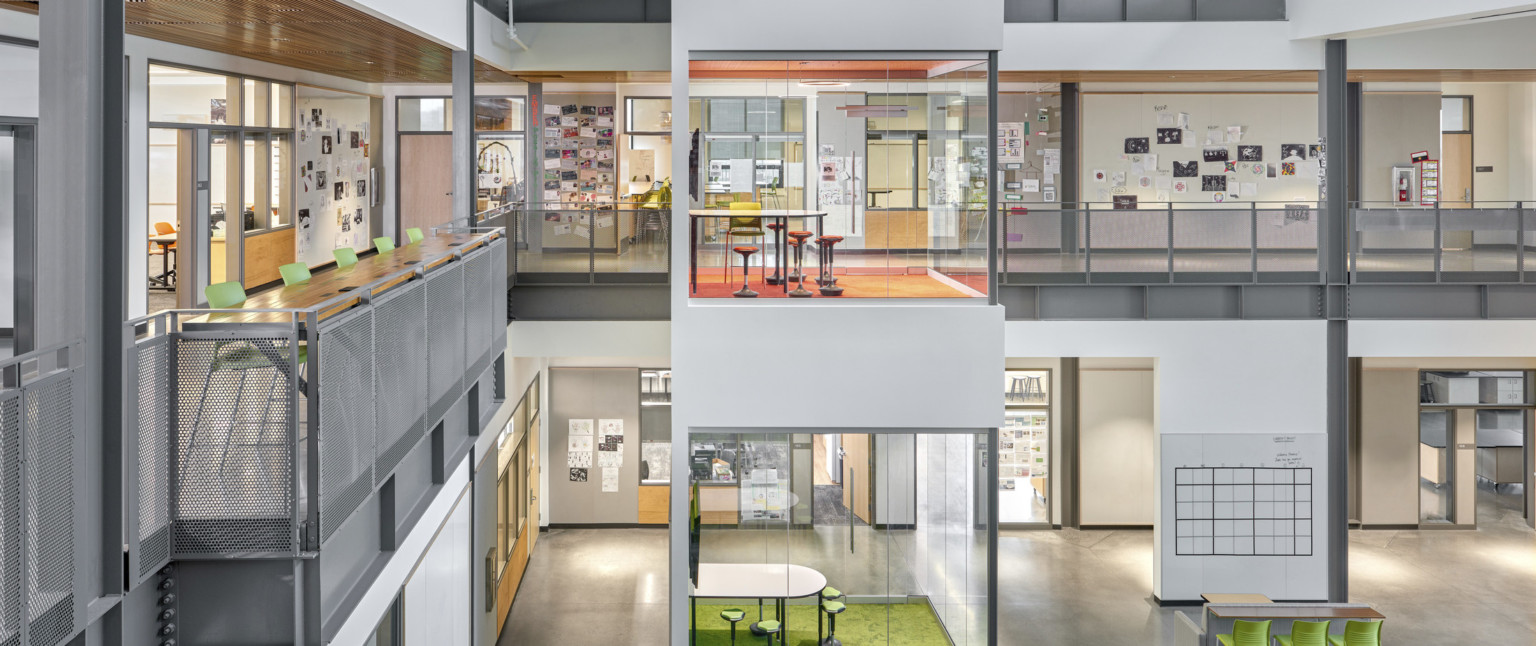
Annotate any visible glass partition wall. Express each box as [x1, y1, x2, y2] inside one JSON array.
[[686, 58, 993, 299], [686, 430, 993, 645]]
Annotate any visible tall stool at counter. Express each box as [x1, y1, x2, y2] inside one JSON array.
[[732, 246, 759, 298], [816, 235, 844, 296], [787, 231, 815, 298], [765, 221, 786, 285]]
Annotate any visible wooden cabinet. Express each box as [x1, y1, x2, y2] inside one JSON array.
[[698, 485, 739, 525], [638, 485, 670, 525], [863, 210, 928, 249]]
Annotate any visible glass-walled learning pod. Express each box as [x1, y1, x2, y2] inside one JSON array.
[[685, 56, 994, 299], [682, 430, 995, 645]]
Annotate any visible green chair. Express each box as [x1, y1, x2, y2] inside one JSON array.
[[205, 280, 247, 308], [726, 201, 764, 284], [334, 247, 359, 268], [406, 227, 424, 244], [278, 262, 311, 286], [755, 619, 780, 646], [1276, 620, 1331, 646], [820, 600, 847, 646], [818, 586, 845, 640], [1216, 619, 1271, 646], [1327, 620, 1383, 646], [374, 236, 396, 252], [719, 609, 745, 646]]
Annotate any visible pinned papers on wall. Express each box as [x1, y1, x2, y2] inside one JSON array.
[[1020, 178, 1040, 193], [601, 467, 620, 493], [629, 149, 655, 181], [1043, 148, 1061, 174], [595, 215, 614, 229], [730, 158, 755, 192]]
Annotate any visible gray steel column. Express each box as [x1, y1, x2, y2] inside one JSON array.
[[1059, 357, 1079, 528], [37, 0, 125, 619], [987, 51, 999, 305], [452, 2, 476, 227], [1320, 38, 1350, 603], [1060, 82, 1079, 253], [987, 427, 999, 646]]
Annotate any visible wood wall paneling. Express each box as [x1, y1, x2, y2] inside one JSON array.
[[863, 210, 929, 249], [638, 485, 669, 524], [244, 227, 296, 288], [698, 486, 738, 525]]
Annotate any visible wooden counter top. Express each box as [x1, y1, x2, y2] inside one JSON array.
[[1207, 605, 1385, 620]]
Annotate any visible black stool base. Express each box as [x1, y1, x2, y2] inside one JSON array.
[[733, 289, 759, 298], [789, 287, 814, 298], [818, 285, 844, 296], [821, 639, 843, 646], [766, 275, 783, 285]]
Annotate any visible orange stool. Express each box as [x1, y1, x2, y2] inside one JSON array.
[[732, 246, 759, 298], [817, 235, 844, 296], [787, 231, 815, 298]]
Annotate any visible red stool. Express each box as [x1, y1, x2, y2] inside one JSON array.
[[787, 231, 815, 298], [764, 222, 786, 285], [732, 246, 759, 297], [816, 235, 844, 296]]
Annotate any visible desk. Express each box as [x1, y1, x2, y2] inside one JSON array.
[[1207, 606, 1384, 620], [1201, 593, 1272, 604], [188, 231, 496, 325], [688, 210, 826, 295], [690, 563, 826, 646], [149, 233, 177, 289]]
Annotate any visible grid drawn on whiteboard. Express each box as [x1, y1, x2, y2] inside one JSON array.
[[1174, 467, 1313, 557]]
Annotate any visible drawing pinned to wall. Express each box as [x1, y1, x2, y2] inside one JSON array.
[[1173, 179, 1189, 194], [1281, 144, 1307, 161], [1113, 194, 1138, 210], [1124, 137, 1150, 154], [1205, 127, 1223, 146], [570, 468, 588, 482], [1203, 147, 1229, 163], [1281, 162, 1297, 176], [1093, 169, 1107, 183], [1237, 146, 1263, 162], [1043, 187, 1056, 202], [1223, 162, 1237, 174], [1202, 175, 1227, 192], [1111, 171, 1126, 188], [1173, 161, 1198, 178], [210, 99, 227, 124], [1225, 126, 1244, 144], [321, 136, 332, 155], [601, 467, 619, 492], [1156, 128, 1182, 145], [1308, 144, 1323, 159]]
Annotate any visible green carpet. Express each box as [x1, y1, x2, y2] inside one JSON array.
[[690, 602, 951, 646]]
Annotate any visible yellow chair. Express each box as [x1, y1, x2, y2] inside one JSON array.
[[726, 202, 764, 284]]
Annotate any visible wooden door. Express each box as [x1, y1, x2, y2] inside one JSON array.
[[399, 134, 454, 241], [840, 433, 873, 525], [527, 412, 540, 553], [1442, 133, 1473, 208]]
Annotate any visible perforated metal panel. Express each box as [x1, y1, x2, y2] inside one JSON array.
[[317, 309, 376, 543], [133, 339, 172, 581], [23, 374, 76, 646], [463, 248, 494, 379], [0, 390, 19, 646], [427, 263, 466, 424], [491, 238, 509, 346], [373, 281, 427, 480], [173, 337, 296, 555]]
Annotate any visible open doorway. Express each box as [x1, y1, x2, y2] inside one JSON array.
[[1418, 370, 1530, 528], [0, 119, 36, 357], [811, 434, 871, 526]]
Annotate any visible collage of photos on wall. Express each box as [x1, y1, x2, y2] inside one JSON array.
[[539, 97, 619, 205]]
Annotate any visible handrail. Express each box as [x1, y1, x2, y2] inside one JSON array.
[[0, 338, 83, 389]]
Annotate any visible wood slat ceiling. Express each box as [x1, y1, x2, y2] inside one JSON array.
[[512, 70, 672, 84], [0, 0, 37, 14]]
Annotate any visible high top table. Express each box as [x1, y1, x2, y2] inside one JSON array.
[[688, 210, 826, 295], [690, 563, 827, 645]]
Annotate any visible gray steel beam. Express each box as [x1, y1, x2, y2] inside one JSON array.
[[1320, 38, 1350, 604], [509, 284, 671, 321], [1059, 358, 1079, 528], [988, 52, 1000, 305], [1060, 83, 1080, 253]]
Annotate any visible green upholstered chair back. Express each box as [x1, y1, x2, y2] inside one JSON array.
[[405, 227, 425, 244], [278, 262, 311, 286], [728, 201, 763, 235], [334, 247, 359, 268], [1232, 619, 1272, 646], [1342, 620, 1382, 645], [728, 201, 761, 211], [204, 281, 247, 309], [1289, 620, 1331, 646], [374, 236, 396, 252]]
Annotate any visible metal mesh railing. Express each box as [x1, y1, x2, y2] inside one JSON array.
[[1351, 203, 1532, 282], [1001, 203, 1322, 283], [123, 229, 507, 561], [0, 341, 83, 646]]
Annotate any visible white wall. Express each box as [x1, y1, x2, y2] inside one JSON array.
[[1081, 92, 1321, 207], [1351, 320, 1536, 357], [295, 89, 375, 265], [1079, 368, 1156, 525], [1292, 0, 1536, 39], [1005, 320, 1330, 602], [342, 0, 468, 50], [505, 24, 669, 71], [674, 0, 1001, 52], [1002, 22, 1322, 71], [1348, 14, 1536, 68], [0, 42, 38, 118], [401, 486, 472, 646]]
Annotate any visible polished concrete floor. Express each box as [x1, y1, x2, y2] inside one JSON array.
[[499, 486, 1534, 645]]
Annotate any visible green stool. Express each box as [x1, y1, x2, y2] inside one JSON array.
[[1216, 618, 1271, 646], [406, 227, 424, 244], [278, 262, 311, 286], [334, 247, 359, 268], [374, 236, 395, 252], [1328, 620, 1383, 646], [720, 608, 745, 646], [756, 619, 780, 646], [1276, 620, 1330, 646], [819, 600, 846, 646], [817, 587, 844, 641]]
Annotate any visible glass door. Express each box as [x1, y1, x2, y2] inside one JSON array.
[[1419, 409, 1454, 525]]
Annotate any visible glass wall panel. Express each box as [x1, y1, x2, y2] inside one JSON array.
[[475, 97, 525, 131], [399, 97, 453, 131], [627, 98, 672, 133], [150, 64, 238, 125], [687, 430, 991, 644], [209, 131, 238, 286], [687, 58, 991, 299], [269, 134, 292, 228], [272, 83, 293, 129], [1421, 370, 1531, 405]]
